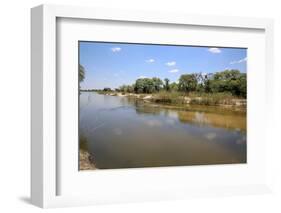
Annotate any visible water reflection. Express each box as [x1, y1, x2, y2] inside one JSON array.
[[80, 92, 247, 169]]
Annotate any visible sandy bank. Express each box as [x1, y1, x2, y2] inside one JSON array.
[[79, 149, 97, 170], [103, 92, 247, 107]]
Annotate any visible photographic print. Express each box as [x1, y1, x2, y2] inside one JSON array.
[[79, 41, 247, 170]]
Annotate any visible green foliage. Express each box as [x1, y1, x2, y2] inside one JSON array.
[[164, 78, 170, 91], [208, 70, 247, 97], [119, 84, 134, 93], [103, 87, 112, 92], [178, 74, 198, 93], [152, 91, 185, 104], [238, 73, 247, 98], [91, 69, 246, 100], [170, 82, 179, 91], [134, 77, 163, 93], [79, 64, 85, 83], [188, 92, 234, 105], [152, 77, 163, 92]]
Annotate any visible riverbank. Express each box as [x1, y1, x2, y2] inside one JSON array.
[[79, 149, 97, 170], [96, 91, 246, 109]]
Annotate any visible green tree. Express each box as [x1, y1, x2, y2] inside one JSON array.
[[152, 77, 163, 92], [134, 78, 145, 93], [119, 84, 134, 93], [170, 82, 178, 91], [193, 73, 207, 93], [79, 64, 85, 83], [164, 78, 170, 91], [103, 87, 111, 91], [238, 73, 247, 98], [134, 77, 163, 93], [178, 74, 198, 93], [204, 79, 212, 93], [208, 70, 246, 97], [143, 78, 155, 93]]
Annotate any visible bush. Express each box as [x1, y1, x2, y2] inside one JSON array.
[[152, 91, 185, 104]]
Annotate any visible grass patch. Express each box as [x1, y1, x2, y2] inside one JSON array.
[[188, 92, 241, 106], [151, 91, 185, 104]]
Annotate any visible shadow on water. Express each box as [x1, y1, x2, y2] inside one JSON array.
[[79, 92, 247, 169]]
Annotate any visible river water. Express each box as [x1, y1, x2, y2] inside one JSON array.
[[79, 92, 246, 169]]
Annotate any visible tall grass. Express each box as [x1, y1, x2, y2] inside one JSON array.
[[188, 92, 236, 106], [150, 91, 243, 106], [152, 91, 185, 104]]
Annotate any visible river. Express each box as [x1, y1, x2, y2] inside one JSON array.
[[79, 92, 246, 169]]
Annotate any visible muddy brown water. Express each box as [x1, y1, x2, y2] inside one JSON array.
[[79, 92, 246, 169]]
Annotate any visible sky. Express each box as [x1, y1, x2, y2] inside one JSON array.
[[79, 41, 247, 90]]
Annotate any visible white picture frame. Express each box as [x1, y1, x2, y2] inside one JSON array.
[[31, 4, 274, 208]]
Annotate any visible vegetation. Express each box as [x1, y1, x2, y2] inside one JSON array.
[[206, 70, 247, 97], [81, 69, 246, 107], [79, 64, 85, 83], [115, 70, 246, 98], [103, 87, 112, 92], [134, 77, 163, 93], [178, 74, 198, 93]]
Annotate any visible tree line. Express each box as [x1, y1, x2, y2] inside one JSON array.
[[115, 70, 246, 98]]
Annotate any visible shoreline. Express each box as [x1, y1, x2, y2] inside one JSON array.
[[87, 91, 246, 111], [79, 149, 97, 170]]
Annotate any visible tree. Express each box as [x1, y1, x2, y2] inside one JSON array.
[[178, 74, 198, 93], [238, 73, 247, 98], [170, 82, 178, 91], [193, 73, 207, 93], [134, 78, 145, 93], [103, 87, 112, 92], [152, 77, 163, 92], [79, 64, 85, 83], [204, 79, 212, 93], [164, 78, 170, 91], [208, 70, 246, 97], [143, 78, 155, 93], [119, 84, 134, 93], [134, 77, 163, 93]]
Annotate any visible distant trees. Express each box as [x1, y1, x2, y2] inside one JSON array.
[[175, 70, 246, 97], [134, 78, 163, 93], [103, 87, 112, 92], [119, 84, 134, 93], [101, 69, 246, 98], [164, 78, 170, 91], [207, 70, 247, 97], [152, 77, 163, 92], [178, 74, 198, 93], [170, 82, 178, 91], [238, 73, 247, 98]]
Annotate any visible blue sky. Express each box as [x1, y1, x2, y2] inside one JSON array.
[[79, 41, 247, 89]]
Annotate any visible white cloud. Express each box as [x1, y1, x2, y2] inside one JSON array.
[[166, 61, 176, 66], [169, 69, 179, 73], [146, 59, 155, 63], [230, 57, 247, 64], [111, 47, 121, 52], [138, 75, 147, 79], [208, 48, 221, 54]]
